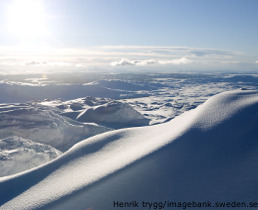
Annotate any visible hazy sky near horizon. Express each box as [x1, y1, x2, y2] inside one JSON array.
[[0, 0, 257, 73]]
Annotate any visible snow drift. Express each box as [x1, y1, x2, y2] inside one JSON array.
[[0, 105, 110, 151], [40, 96, 150, 128], [0, 136, 61, 177], [0, 90, 258, 210], [76, 101, 150, 128]]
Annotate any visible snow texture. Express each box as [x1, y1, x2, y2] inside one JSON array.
[[41, 96, 150, 128], [0, 104, 110, 152], [0, 90, 258, 209], [0, 96, 150, 176], [1, 73, 258, 125], [76, 101, 150, 128], [0, 136, 61, 177]]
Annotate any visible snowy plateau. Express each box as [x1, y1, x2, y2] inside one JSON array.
[[0, 72, 258, 210]]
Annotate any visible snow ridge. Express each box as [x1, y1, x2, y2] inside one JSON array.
[[0, 90, 258, 209]]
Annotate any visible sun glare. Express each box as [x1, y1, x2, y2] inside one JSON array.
[[6, 0, 48, 41]]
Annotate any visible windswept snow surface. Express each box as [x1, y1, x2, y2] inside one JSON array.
[[0, 103, 110, 151], [77, 101, 150, 128], [0, 90, 258, 209], [41, 97, 150, 128], [1, 73, 258, 125], [0, 96, 148, 176], [0, 136, 61, 177]]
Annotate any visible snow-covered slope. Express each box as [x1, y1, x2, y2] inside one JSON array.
[[0, 90, 258, 210], [0, 136, 61, 177], [41, 97, 150, 128], [0, 105, 110, 151], [77, 101, 150, 128]]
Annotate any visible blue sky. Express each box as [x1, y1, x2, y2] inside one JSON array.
[[0, 0, 258, 73]]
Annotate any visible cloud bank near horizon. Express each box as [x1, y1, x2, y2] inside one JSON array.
[[110, 57, 192, 66], [0, 45, 256, 73]]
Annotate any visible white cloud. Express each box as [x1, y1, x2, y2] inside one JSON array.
[[255, 60, 258, 64], [23, 60, 74, 67], [0, 45, 253, 72], [110, 58, 159, 66], [25, 60, 48, 65], [158, 57, 191, 65], [136, 59, 158, 66], [110, 57, 192, 66], [110, 58, 136, 66], [102, 45, 240, 58], [189, 49, 240, 57]]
